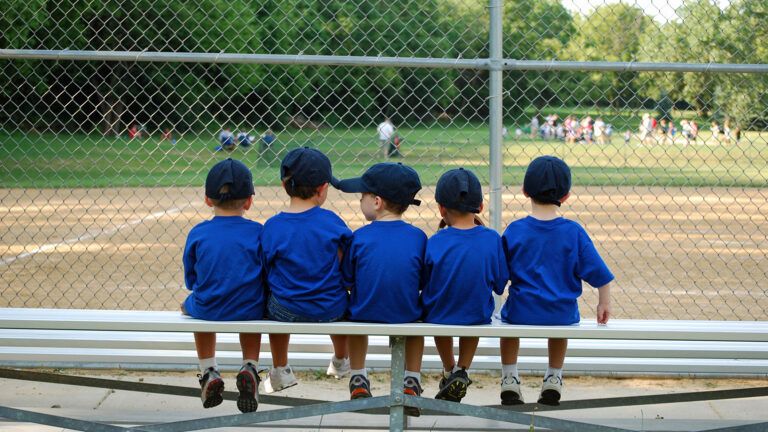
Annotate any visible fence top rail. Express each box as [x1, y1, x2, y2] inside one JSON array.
[[2, 49, 767, 74], [0, 308, 766, 342]]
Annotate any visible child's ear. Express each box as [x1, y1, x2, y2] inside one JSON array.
[[243, 196, 254, 210], [204, 196, 215, 208], [478, 202, 485, 213], [521, 187, 530, 198], [373, 195, 384, 210], [316, 182, 329, 196], [560, 192, 571, 204]]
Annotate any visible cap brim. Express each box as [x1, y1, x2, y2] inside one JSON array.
[[333, 177, 369, 193]]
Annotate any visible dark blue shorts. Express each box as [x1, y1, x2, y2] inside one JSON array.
[[266, 295, 346, 323]]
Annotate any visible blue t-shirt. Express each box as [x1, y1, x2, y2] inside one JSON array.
[[261, 206, 352, 320], [421, 226, 509, 325], [182, 216, 266, 321], [342, 220, 426, 323], [501, 216, 614, 325]]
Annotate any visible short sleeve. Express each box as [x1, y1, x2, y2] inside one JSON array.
[[577, 229, 614, 288], [341, 236, 357, 287], [182, 234, 197, 291], [493, 234, 510, 295]]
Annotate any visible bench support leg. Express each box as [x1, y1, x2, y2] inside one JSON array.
[[389, 335, 407, 432]]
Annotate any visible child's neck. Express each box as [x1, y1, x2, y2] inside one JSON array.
[[530, 201, 560, 221], [286, 196, 321, 213], [448, 213, 477, 229], [373, 210, 401, 222], [213, 208, 245, 217]]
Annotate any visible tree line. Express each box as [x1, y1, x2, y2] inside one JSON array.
[[0, 0, 765, 133]]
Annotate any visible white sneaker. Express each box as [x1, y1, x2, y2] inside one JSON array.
[[500, 374, 524, 405], [263, 365, 298, 394], [537, 374, 563, 406], [326, 357, 351, 379]]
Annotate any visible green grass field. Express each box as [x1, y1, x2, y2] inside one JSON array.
[[1, 125, 767, 188]]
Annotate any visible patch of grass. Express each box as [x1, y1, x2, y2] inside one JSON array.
[[1, 125, 766, 188]]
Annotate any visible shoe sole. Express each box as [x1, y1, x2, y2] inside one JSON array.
[[435, 381, 467, 403], [236, 372, 259, 413], [403, 388, 421, 417], [202, 378, 224, 408], [350, 390, 372, 400], [501, 390, 524, 405], [537, 389, 561, 406]]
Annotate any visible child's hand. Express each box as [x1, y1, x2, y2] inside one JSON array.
[[596, 301, 611, 325]]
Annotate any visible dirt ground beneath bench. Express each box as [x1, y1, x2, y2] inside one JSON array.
[[1, 186, 767, 320]]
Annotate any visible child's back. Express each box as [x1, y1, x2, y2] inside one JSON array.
[[184, 216, 265, 321], [262, 205, 350, 320], [422, 225, 506, 325], [502, 216, 612, 325], [345, 220, 425, 322]]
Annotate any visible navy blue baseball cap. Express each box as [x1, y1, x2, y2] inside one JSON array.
[[435, 168, 483, 213], [523, 156, 571, 206], [205, 158, 254, 200], [280, 147, 336, 187], [333, 162, 422, 206]]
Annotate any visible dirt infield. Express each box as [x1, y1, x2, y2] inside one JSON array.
[[1, 186, 766, 320]]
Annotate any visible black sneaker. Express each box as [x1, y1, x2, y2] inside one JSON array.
[[435, 369, 471, 403], [349, 374, 372, 399], [403, 376, 423, 417], [198, 367, 224, 408], [236, 362, 261, 413]]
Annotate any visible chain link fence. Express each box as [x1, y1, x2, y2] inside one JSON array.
[[1, 0, 766, 321]]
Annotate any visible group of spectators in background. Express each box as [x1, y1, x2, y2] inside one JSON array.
[[526, 113, 742, 146]]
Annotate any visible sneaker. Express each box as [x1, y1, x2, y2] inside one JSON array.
[[236, 363, 260, 413], [349, 374, 372, 399], [263, 366, 298, 394], [435, 369, 471, 403], [198, 367, 224, 408], [327, 357, 351, 379], [403, 376, 423, 417], [500, 374, 524, 405], [537, 374, 563, 406]]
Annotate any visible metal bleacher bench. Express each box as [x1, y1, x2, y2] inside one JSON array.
[[0, 308, 767, 432]]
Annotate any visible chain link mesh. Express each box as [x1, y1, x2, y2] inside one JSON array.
[[1, 0, 766, 320]]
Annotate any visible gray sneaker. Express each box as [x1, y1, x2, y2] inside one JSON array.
[[500, 374, 524, 405], [537, 374, 563, 406], [198, 367, 224, 408], [264, 365, 298, 394], [236, 363, 260, 413]]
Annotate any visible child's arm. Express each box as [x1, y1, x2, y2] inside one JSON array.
[[596, 283, 612, 324]]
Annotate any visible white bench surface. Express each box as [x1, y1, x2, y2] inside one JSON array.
[[1, 308, 767, 342]]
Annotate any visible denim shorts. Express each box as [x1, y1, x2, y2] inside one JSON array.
[[266, 295, 346, 323]]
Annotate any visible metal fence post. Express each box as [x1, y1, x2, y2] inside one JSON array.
[[488, 0, 504, 233]]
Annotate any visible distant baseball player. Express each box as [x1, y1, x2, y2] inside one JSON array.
[[181, 158, 265, 413], [421, 168, 509, 403], [376, 117, 395, 159], [498, 156, 614, 406]]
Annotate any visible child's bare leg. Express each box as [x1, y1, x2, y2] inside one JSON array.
[[548, 338, 568, 369], [547, 338, 568, 369], [269, 333, 290, 367], [330, 334, 349, 359], [405, 336, 424, 373], [239, 333, 261, 362], [457, 336, 479, 370], [194, 332, 216, 361], [500, 337, 520, 365], [348, 335, 368, 370], [433, 336, 455, 373]]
